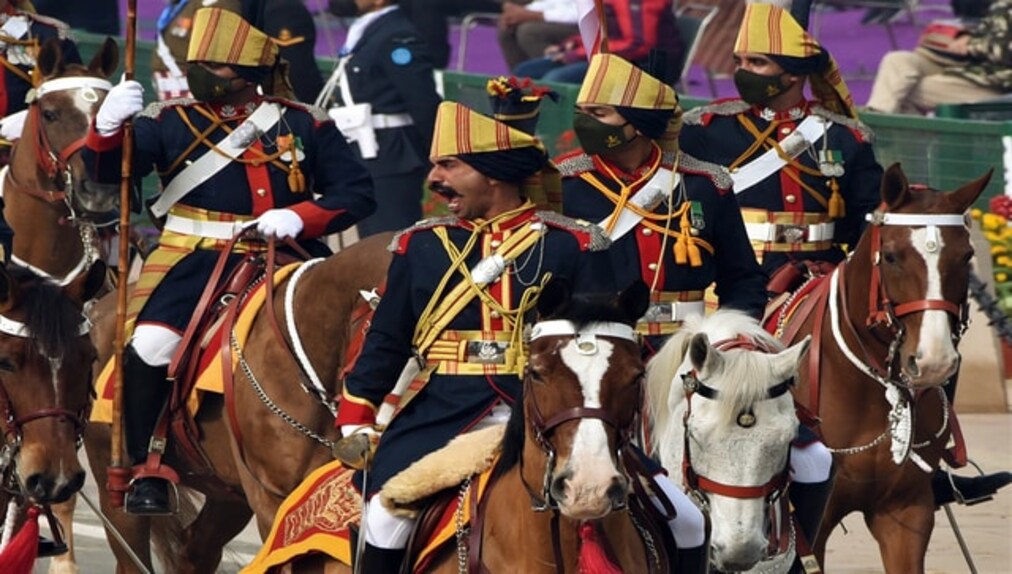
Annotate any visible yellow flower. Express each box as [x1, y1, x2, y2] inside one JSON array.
[[971, 208, 983, 220]]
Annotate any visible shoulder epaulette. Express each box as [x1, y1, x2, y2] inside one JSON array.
[[683, 99, 750, 126], [535, 211, 610, 252], [23, 12, 72, 40], [810, 104, 876, 143], [388, 216, 458, 253], [553, 150, 594, 177], [678, 152, 733, 193], [267, 97, 331, 124], [138, 97, 196, 120]]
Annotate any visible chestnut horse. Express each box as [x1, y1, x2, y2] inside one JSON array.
[[775, 163, 989, 573], [83, 233, 393, 573], [645, 310, 810, 573], [0, 264, 103, 570], [413, 279, 670, 572]]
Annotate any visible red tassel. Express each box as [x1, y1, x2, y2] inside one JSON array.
[[0, 506, 41, 574], [578, 522, 623, 574]]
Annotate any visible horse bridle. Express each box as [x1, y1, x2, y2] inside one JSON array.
[[520, 319, 642, 512], [23, 76, 113, 201], [679, 336, 795, 558], [862, 206, 972, 380], [0, 310, 93, 453]]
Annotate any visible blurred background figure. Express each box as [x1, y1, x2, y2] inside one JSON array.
[[34, 0, 119, 34], [400, 0, 502, 69], [153, 0, 323, 102], [497, 0, 578, 72], [866, 0, 1010, 114], [512, 0, 683, 84], [321, 0, 441, 236]]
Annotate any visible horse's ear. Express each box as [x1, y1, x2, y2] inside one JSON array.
[[537, 277, 571, 319], [64, 262, 108, 306], [881, 163, 910, 210], [772, 335, 811, 382], [688, 332, 721, 377], [948, 169, 992, 213], [36, 37, 65, 79], [618, 280, 650, 324], [88, 37, 120, 79], [0, 266, 19, 313]]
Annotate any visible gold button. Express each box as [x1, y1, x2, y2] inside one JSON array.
[[490, 310, 501, 318], [642, 228, 653, 236], [785, 194, 797, 203], [780, 126, 792, 135], [648, 263, 658, 271], [490, 239, 502, 248], [256, 188, 267, 197]]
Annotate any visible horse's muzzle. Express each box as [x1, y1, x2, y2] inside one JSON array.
[[551, 471, 629, 519]]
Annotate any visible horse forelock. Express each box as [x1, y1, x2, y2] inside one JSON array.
[[5, 266, 83, 360]]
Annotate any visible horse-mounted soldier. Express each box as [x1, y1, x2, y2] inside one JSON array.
[[0, 0, 82, 261], [82, 3, 375, 515], [679, 1, 883, 297]]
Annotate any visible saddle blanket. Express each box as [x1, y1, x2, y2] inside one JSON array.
[[90, 263, 302, 423]]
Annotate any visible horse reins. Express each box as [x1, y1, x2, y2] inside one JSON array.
[[679, 335, 795, 559]]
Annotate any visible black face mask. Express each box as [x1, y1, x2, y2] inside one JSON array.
[[329, 0, 360, 18], [572, 112, 636, 156], [733, 69, 791, 106], [186, 65, 242, 102]]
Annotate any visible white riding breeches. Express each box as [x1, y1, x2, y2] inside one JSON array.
[[131, 324, 182, 367], [652, 471, 707, 548], [790, 441, 833, 483]]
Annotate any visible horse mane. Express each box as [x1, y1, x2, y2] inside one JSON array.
[[646, 310, 786, 435], [6, 266, 82, 359], [493, 290, 639, 479]]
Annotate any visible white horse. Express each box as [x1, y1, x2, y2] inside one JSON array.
[[645, 310, 810, 572]]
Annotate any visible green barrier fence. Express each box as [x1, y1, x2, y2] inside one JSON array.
[[75, 33, 1011, 212]]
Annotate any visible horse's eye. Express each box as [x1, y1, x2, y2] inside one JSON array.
[[0, 358, 16, 373], [42, 109, 59, 122], [529, 368, 545, 384], [882, 251, 898, 265]]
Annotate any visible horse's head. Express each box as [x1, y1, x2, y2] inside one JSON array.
[[646, 311, 808, 572], [0, 264, 103, 503], [514, 279, 649, 520], [857, 163, 990, 388], [17, 37, 119, 215]]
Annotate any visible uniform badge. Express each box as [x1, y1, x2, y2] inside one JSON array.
[[690, 201, 705, 231], [278, 135, 306, 162], [818, 149, 845, 177], [390, 47, 413, 66]]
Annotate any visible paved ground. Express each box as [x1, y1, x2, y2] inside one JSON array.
[[30, 413, 1010, 573]]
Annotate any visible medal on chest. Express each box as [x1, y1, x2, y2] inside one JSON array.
[[818, 149, 845, 177]]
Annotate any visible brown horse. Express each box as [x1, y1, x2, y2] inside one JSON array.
[[0, 263, 103, 569], [410, 279, 669, 572], [775, 163, 989, 573], [83, 233, 393, 573]]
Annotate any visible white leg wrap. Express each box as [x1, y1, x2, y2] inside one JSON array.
[[791, 441, 833, 483], [652, 472, 706, 548], [363, 500, 415, 549], [130, 324, 182, 367]]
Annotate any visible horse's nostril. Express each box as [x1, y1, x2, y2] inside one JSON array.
[[606, 477, 628, 507], [906, 356, 921, 377], [25, 473, 55, 502], [550, 472, 571, 503], [52, 471, 86, 503]]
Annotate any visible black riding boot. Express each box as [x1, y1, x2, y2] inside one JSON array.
[[933, 469, 1012, 506], [357, 542, 406, 574], [789, 472, 835, 574], [674, 544, 710, 574], [123, 347, 173, 515]]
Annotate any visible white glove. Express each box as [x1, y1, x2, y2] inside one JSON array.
[[0, 109, 28, 141], [255, 208, 304, 239], [95, 80, 145, 136], [340, 424, 380, 438]]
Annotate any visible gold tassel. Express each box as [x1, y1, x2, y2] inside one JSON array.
[[287, 138, 306, 193], [675, 210, 703, 267], [828, 179, 845, 219]]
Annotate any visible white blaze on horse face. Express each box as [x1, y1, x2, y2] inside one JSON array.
[[909, 227, 960, 383], [558, 338, 624, 518]]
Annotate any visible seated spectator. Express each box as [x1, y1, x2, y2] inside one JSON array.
[[512, 0, 683, 85], [866, 0, 1010, 114], [497, 0, 579, 71], [400, 0, 502, 69]]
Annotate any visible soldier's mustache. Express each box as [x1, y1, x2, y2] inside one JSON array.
[[430, 183, 460, 199]]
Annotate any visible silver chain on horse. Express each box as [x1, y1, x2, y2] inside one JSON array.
[[454, 477, 472, 574]]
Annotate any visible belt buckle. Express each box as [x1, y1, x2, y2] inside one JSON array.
[[776, 224, 807, 244], [466, 341, 509, 364], [643, 302, 674, 323]]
